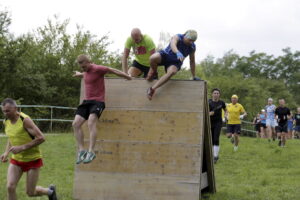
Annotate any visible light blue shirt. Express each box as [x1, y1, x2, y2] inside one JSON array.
[[265, 104, 276, 120]]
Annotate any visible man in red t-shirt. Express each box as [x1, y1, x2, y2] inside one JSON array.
[[73, 54, 132, 164]]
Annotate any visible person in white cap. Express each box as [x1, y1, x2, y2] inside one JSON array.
[[146, 30, 201, 100], [225, 95, 247, 151], [265, 98, 277, 142]]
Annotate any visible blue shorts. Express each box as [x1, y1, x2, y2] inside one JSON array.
[[294, 126, 300, 132], [158, 50, 183, 71]]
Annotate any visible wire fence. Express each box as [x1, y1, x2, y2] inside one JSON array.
[[0, 105, 258, 136], [0, 105, 76, 133]]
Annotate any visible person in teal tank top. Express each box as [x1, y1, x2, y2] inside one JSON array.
[[0, 98, 58, 200]]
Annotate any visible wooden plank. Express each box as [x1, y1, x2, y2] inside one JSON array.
[[80, 78, 205, 112], [82, 111, 203, 144], [74, 172, 200, 200], [77, 141, 201, 176]]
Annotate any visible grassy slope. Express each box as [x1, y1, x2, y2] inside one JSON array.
[[0, 134, 76, 200], [1, 134, 300, 200], [208, 136, 300, 200]]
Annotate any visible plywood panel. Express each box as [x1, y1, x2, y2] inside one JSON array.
[[80, 78, 205, 112], [77, 141, 201, 176], [74, 172, 200, 200], [82, 110, 203, 144], [74, 79, 214, 200]]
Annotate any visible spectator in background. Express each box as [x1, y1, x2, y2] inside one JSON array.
[[253, 113, 261, 138], [293, 107, 300, 139], [287, 111, 294, 139], [259, 109, 267, 138]]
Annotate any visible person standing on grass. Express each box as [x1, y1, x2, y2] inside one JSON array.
[[0, 98, 57, 200], [287, 111, 294, 139], [253, 113, 261, 138], [146, 30, 201, 100], [293, 107, 300, 138], [259, 109, 267, 138], [225, 95, 247, 151], [208, 88, 227, 164], [122, 28, 156, 78], [265, 98, 277, 142], [72, 54, 132, 164], [275, 99, 291, 147]]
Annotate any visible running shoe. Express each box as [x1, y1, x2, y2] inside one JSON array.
[[214, 156, 219, 164], [48, 184, 57, 200], [76, 150, 87, 164], [83, 151, 96, 164], [234, 146, 238, 151]]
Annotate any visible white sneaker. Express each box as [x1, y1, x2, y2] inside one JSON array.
[[234, 146, 238, 151]]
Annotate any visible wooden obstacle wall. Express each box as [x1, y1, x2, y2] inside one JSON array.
[[74, 78, 215, 200]]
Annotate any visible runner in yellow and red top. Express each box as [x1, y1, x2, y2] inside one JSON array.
[[122, 28, 156, 78], [225, 95, 247, 151], [0, 98, 57, 200]]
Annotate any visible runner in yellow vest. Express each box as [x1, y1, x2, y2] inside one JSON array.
[[0, 98, 57, 200], [225, 95, 247, 151]]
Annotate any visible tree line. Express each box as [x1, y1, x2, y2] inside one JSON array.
[[0, 10, 299, 120]]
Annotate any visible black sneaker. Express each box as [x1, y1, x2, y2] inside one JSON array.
[[48, 184, 57, 200], [214, 156, 219, 164]]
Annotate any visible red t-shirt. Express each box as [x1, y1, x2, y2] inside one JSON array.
[[84, 64, 109, 102]]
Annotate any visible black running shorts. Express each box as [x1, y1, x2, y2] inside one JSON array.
[[75, 100, 105, 120]]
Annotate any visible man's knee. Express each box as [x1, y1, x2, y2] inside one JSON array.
[[73, 119, 83, 129], [88, 115, 98, 128], [150, 53, 161, 65]]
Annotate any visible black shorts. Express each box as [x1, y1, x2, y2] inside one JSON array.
[[227, 124, 241, 134], [132, 60, 157, 79], [260, 123, 267, 129], [158, 50, 183, 72], [75, 100, 105, 120], [276, 123, 288, 133], [255, 124, 261, 132]]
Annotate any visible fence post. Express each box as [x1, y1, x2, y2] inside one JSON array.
[[50, 107, 53, 132]]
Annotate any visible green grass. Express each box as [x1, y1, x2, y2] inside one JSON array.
[[0, 134, 76, 200], [1, 134, 300, 200], [208, 135, 300, 200]]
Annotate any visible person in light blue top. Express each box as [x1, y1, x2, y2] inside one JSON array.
[[265, 98, 277, 141], [146, 30, 201, 100], [259, 109, 267, 138]]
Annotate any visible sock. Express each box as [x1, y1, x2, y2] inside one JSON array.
[[213, 145, 219, 157]]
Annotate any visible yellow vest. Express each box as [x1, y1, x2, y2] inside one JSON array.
[[4, 112, 42, 162]]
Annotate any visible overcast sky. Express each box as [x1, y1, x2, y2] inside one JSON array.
[[1, 0, 300, 66]]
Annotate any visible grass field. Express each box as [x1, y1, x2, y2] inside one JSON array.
[[0, 134, 300, 200]]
